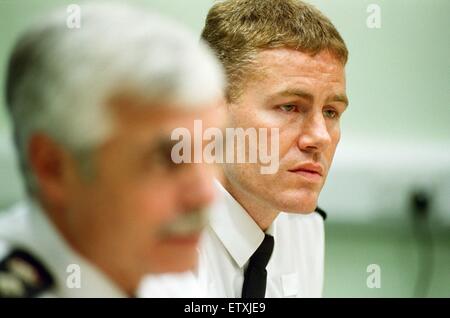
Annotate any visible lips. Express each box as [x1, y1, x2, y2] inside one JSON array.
[[288, 163, 324, 182]]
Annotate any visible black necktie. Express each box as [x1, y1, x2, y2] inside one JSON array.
[[241, 234, 274, 298]]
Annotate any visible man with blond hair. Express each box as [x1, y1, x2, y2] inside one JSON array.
[[199, 0, 349, 297]]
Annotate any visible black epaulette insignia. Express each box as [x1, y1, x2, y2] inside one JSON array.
[[314, 206, 327, 221], [0, 248, 54, 298]]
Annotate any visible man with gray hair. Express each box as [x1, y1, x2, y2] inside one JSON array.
[[0, 2, 224, 297]]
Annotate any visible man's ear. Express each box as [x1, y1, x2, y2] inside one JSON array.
[[28, 133, 72, 208]]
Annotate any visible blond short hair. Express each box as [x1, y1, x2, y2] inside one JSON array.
[[201, 0, 348, 101]]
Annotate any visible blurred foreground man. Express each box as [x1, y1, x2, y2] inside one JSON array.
[[199, 0, 349, 297], [0, 3, 224, 297]]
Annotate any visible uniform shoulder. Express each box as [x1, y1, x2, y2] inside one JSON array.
[[0, 240, 54, 298]]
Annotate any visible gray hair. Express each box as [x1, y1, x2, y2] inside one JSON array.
[[5, 2, 224, 196]]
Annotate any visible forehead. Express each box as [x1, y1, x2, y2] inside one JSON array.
[[252, 48, 346, 89], [108, 96, 218, 137]]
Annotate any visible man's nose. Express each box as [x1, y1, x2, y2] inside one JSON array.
[[180, 163, 216, 208], [297, 112, 331, 153]]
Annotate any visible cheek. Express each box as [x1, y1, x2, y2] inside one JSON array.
[[91, 177, 179, 233], [124, 182, 178, 221], [229, 98, 273, 128], [325, 126, 341, 163], [266, 122, 303, 167], [277, 126, 301, 158]]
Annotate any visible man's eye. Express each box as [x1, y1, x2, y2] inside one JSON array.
[[279, 104, 297, 112], [323, 109, 338, 119]]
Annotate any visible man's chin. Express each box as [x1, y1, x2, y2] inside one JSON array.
[[155, 263, 196, 274], [275, 190, 319, 214], [146, 249, 199, 273]]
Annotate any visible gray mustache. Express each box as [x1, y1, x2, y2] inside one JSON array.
[[159, 208, 208, 238]]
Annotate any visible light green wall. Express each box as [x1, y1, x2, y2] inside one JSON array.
[[0, 0, 448, 297], [324, 222, 450, 297], [1, 0, 449, 140], [311, 0, 450, 143]]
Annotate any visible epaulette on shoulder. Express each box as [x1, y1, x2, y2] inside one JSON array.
[[0, 245, 54, 298], [314, 206, 327, 221]]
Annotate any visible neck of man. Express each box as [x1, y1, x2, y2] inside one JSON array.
[[221, 177, 279, 232], [41, 199, 138, 297]]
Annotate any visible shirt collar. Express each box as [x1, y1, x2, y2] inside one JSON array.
[[209, 180, 276, 268]]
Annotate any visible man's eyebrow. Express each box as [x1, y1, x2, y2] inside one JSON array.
[[276, 89, 349, 108], [277, 89, 314, 103], [326, 94, 349, 107]]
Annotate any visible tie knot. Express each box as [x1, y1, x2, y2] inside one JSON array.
[[250, 234, 274, 269]]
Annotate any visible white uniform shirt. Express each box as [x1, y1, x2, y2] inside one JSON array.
[[198, 181, 325, 298], [0, 200, 126, 297]]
